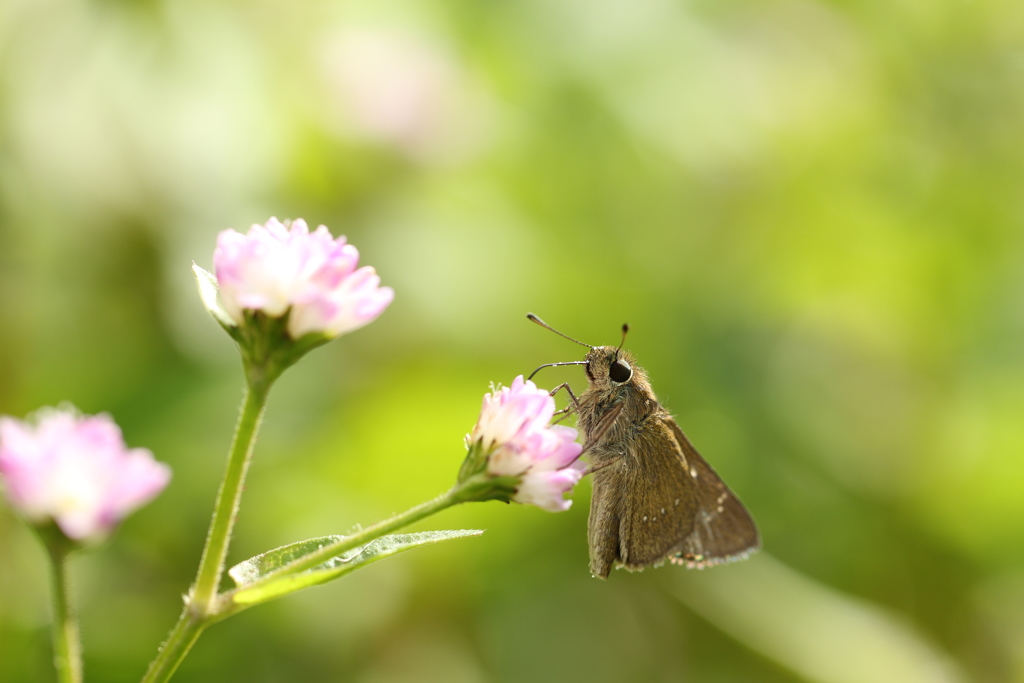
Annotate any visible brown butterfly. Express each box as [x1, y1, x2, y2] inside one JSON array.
[[528, 314, 760, 579]]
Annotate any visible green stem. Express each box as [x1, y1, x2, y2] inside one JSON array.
[[141, 379, 270, 683], [47, 544, 82, 683], [218, 487, 463, 614], [138, 611, 205, 683], [191, 381, 269, 610]]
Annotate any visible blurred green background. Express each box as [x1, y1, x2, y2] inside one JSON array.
[[2, 0, 1023, 681]]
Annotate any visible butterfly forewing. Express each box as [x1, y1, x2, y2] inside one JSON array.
[[668, 420, 760, 567], [616, 419, 699, 569], [587, 451, 626, 579]]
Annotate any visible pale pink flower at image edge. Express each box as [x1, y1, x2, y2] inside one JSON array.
[[0, 408, 171, 541], [213, 217, 394, 339], [471, 376, 585, 512]]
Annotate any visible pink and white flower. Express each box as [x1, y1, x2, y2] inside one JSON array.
[[469, 376, 584, 512], [213, 218, 394, 339], [0, 407, 171, 542]]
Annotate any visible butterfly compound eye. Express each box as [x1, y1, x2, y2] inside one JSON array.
[[609, 360, 632, 383]]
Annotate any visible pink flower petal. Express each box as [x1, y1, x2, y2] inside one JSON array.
[[0, 407, 171, 542], [211, 218, 392, 339], [470, 376, 585, 513]]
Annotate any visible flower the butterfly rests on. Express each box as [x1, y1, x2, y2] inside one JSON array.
[[460, 376, 585, 512]]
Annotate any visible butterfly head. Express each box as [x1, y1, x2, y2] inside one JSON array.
[[584, 346, 637, 390], [526, 315, 647, 393]]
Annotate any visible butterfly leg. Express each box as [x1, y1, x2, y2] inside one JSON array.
[[585, 455, 623, 476], [579, 402, 624, 457], [548, 383, 581, 425], [548, 382, 581, 410], [588, 464, 623, 580]]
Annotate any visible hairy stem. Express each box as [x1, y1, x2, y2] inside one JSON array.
[[138, 610, 205, 683], [141, 379, 269, 683], [191, 381, 269, 609], [47, 544, 82, 683]]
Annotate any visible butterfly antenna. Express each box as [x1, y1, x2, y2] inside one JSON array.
[[614, 323, 629, 360], [527, 360, 588, 381], [526, 313, 594, 348]]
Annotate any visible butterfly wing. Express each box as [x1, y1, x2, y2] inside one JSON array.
[[612, 418, 700, 572], [587, 449, 628, 579], [589, 415, 760, 578], [667, 419, 760, 568]]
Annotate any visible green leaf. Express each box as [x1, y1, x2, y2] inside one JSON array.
[[227, 529, 483, 607], [191, 262, 236, 328]]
